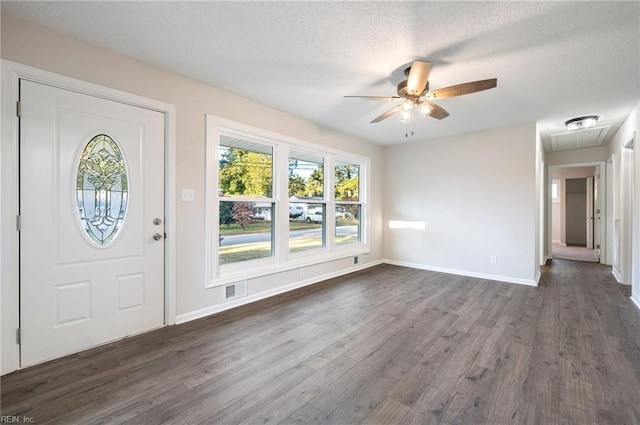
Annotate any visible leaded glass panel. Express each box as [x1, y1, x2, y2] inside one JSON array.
[[76, 134, 128, 246]]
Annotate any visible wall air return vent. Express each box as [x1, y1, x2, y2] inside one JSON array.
[[224, 281, 247, 300]]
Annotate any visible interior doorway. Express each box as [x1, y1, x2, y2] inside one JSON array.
[[549, 165, 603, 263]]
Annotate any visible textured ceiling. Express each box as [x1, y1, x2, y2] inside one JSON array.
[[3, 1, 639, 150]]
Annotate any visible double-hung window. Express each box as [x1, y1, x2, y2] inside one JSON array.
[[207, 116, 369, 286], [217, 134, 275, 268], [288, 150, 325, 253], [334, 160, 361, 246]]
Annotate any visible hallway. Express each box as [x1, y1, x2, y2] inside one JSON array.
[[551, 242, 599, 263]]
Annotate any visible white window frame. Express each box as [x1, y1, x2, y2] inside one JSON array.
[[287, 147, 327, 255], [333, 159, 364, 249], [205, 115, 369, 287], [552, 179, 561, 203], [216, 131, 278, 274]]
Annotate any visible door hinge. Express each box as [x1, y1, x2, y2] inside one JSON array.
[[16, 328, 21, 344], [16, 101, 21, 118], [16, 215, 21, 231]]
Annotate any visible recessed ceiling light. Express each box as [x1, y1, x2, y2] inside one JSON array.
[[565, 115, 599, 131]]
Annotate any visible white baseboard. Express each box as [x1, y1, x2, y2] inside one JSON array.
[[631, 293, 640, 312], [612, 267, 623, 283], [551, 240, 565, 246], [175, 260, 383, 324], [382, 259, 538, 287]]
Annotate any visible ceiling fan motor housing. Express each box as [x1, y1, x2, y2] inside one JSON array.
[[397, 80, 429, 99]]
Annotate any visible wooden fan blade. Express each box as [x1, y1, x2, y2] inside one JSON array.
[[425, 101, 450, 120], [425, 78, 497, 100], [344, 96, 400, 101], [406, 61, 431, 96], [371, 105, 401, 123]]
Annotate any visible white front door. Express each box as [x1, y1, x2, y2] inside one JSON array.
[[20, 80, 165, 367]]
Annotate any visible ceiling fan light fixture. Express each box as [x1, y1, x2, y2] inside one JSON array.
[[345, 60, 497, 126], [565, 115, 599, 131], [417, 102, 432, 116], [400, 100, 414, 112], [399, 109, 412, 123]]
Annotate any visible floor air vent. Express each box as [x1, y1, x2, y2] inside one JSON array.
[[224, 281, 247, 300]]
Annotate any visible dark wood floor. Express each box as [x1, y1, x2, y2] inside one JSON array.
[[2, 260, 640, 424]]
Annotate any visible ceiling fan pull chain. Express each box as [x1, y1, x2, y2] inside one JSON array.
[[405, 123, 415, 138], [405, 123, 409, 138]]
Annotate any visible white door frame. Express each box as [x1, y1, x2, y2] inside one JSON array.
[[619, 133, 635, 285], [1, 60, 177, 374], [586, 176, 594, 249], [547, 161, 607, 264]]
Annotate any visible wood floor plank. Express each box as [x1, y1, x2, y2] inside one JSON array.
[[304, 313, 397, 371], [237, 354, 357, 425], [190, 363, 316, 425], [2, 260, 640, 424], [407, 386, 453, 424], [385, 313, 462, 407], [357, 397, 410, 425], [480, 342, 532, 424], [277, 402, 328, 425]]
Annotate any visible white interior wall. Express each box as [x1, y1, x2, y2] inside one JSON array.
[[620, 148, 634, 282], [536, 125, 544, 268], [0, 15, 385, 374], [382, 122, 539, 285], [607, 102, 639, 307], [546, 145, 610, 166], [634, 104, 640, 309]]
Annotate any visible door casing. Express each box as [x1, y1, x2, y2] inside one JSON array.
[[1, 60, 177, 374], [546, 162, 608, 265]]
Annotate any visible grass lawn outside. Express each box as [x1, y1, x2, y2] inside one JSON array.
[[219, 235, 358, 265], [219, 220, 322, 236]]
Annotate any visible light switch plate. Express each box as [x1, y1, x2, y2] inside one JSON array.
[[181, 188, 195, 202]]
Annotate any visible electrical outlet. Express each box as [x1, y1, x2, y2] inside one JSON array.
[[354, 256, 358, 265], [299, 268, 305, 278], [490, 255, 497, 264]]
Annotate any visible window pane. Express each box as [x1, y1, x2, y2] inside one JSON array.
[[219, 201, 273, 265], [334, 161, 359, 201], [76, 134, 128, 246], [336, 204, 360, 245], [288, 150, 324, 199], [219, 135, 273, 198], [289, 203, 324, 252]]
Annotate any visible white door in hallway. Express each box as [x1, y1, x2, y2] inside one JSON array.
[[20, 80, 165, 367]]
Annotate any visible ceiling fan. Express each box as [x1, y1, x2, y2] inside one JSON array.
[[345, 60, 497, 124]]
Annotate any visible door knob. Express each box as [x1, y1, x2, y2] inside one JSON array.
[[153, 233, 164, 241]]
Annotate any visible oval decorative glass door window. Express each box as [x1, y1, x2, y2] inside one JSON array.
[[76, 134, 128, 246]]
